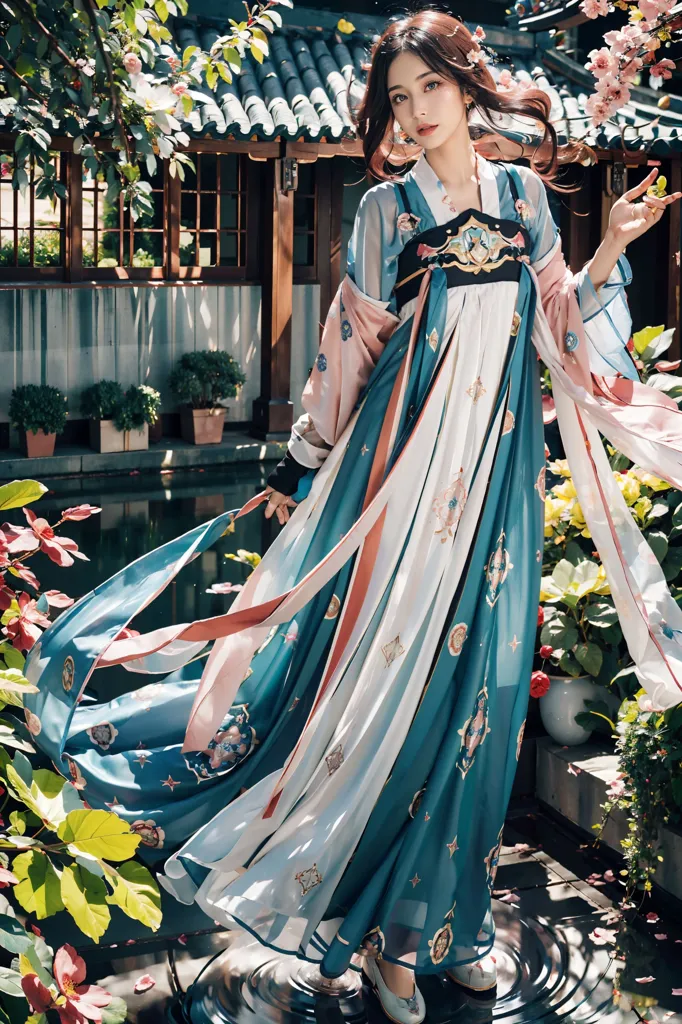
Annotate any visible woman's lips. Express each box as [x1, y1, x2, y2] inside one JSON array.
[[416, 124, 438, 136]]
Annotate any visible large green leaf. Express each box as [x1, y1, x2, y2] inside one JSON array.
[[0, 480, 47, 511], [0, 966, 23, 998], [58, 810, 140, 861], [583, 602, 619, 628], [0, 669, 37, 694], [60, 864, 110, 944], [103, 861, 162, 931], [574, 641, 602, 677], [12, 851, 64, 919], [0, 913, 32, 954], [101, 997, 128, 1024], [0, 724, 34, 753], [5, 767, 81, 830]]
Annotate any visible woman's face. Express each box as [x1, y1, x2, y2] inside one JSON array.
[[386, 51, 468, 150]]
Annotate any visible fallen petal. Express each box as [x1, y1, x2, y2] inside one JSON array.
[[635, 976, 655, 984], [133, 975, 156, 994]]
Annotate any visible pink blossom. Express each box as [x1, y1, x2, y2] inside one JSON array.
[[585, 93, 613, 127], [22, 943, 112, 1024], [650, 58, 676, 82], [474, 25, 486, 40], [604, 24, 644, 55], [205, 582, 244, 595], [672, 988, 682, 996], [0, 162, 10, 178], [589, 927, 617, 945], [655, 358, 681, 371], [123, 52, 142, 75], [172, 82, 188, 96], [638, 0, 675, 20], [61, 505, 101, 522], [654, 933, 668, 940], [43, 590, 75, 610], [167, 56, 181, 71], [620, 56, 644, 83], [645, 911, 660, 923], [596, 74, 631, 109], [134, 974, 156, 994], [580, 0, 609, 16], [585, 47, 617, 79], [467, 47, 490, 67], [606, 777, 626, 798], [635, 976, 655, 984], [603, 869, 616, 883], [498, 69, 514, 89], [13, 508, 89, 567], [3, 592, 50, 651]]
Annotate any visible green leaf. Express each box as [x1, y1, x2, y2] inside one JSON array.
[[647, 530, 668, 563], [182, 44, 198, 64], [101, 996, 128, 1024], [0, 966, 23, 998], [0, 913, 31, 954], [60, 865, 110, 944], [0, 480, 47, 511], [5, 766, 80, 831], [0, 644, 25, 670], [58, 810, 140, 861], [249, 41, 264, 64], [103, 861, 162, 931], [0, 669, 38, 694], [583, 602, 619, 628], [12, 851, 64, 920], [155, 0, 169, 21]]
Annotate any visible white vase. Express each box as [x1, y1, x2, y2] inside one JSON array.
[[540, 674, 602, 746]]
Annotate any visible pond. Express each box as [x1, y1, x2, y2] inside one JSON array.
[[8, 463, 282, 703]]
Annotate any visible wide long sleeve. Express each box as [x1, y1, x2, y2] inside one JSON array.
[[267, 185, 401, 497]]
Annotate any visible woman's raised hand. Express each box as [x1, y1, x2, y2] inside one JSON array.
[[607, 166, 682, 249], [263, 486, 298, 525]]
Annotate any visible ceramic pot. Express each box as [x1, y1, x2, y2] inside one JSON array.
[[180, 405, 226, 445], [539, 674, 602, 746], [20, 429, 56, 458]]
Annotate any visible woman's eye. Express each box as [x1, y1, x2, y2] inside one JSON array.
[[425, 80, 440, 91]]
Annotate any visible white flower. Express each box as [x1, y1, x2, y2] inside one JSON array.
[[125, 74, 184, 132], [467, 47, 490, 67]]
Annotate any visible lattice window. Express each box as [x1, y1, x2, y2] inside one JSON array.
[[82, 162, 166, 271], [179, 153, 246, 271], [0, 152, 67, 277], [293, 161, 316, 269]]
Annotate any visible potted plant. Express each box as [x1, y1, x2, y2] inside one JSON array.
[[169, 350, 246, 445], [81, 380, 160, 453], [9, 384, 68, 458]]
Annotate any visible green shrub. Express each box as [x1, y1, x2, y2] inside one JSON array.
[[169, 350, 246, 409], [9, 384, 68, 435], [80, 379, 124, 420], [113, 384, 161, 432]]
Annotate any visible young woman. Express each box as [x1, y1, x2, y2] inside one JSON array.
[[23, 11, 682, 1024]]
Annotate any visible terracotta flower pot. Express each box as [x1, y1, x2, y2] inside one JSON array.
[[88, 420, 148, 453], [148, 417, 163, 444], [180, 405, 226, 445], [20, 429, 56, 458]]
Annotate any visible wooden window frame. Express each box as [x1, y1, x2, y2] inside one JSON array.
[[292, 158, 318, 284], [0, 149, 68, 282]]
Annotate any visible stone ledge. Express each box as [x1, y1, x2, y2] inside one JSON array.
[[536, 734, 682, 903], [0, 433, 289, 480]]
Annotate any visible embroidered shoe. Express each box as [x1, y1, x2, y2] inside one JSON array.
[[446, 952, 497, 993], [361, 958, 426, 1024]]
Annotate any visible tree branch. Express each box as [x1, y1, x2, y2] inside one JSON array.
[[0, 52, 42, 100], [83, 0, 131, 163], [5, 0, 80, 70]]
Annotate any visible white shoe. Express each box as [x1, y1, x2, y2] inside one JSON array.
[[361, 957, 426, 1023], [446, 953, 497, 992]]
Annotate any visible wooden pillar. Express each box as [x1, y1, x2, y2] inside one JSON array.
[[567, 162, 595, 273], [667, 157, 681, 362], [65, 153, 82, 282], [251, 157, 295, 441], [316, 157, 344, 341]]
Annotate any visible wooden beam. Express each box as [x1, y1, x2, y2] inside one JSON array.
[[567, 164, 594, 273], [65, 153, 82, 283], [251, 158, 294, 440], [167, 162, 180, 281], [316, 158, 332, 343], [667, 157, 681, 361]]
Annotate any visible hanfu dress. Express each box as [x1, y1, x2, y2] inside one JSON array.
[[22, 152, 682, 981]]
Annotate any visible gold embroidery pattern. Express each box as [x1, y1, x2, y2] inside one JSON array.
[[466, 377, 486, 403], [510, 311, 522, 336], [502, 409, 515, 435], [356, 925, 385, 960], [535, 466, 546, 503], [62, 655, 75, 693], [456, 683, 491, 779], [484, 826, 505, 893], [325, 594, 341, 619], [428, 922, 453, 965], [444, 899, 457, 921], [382, 635, 405, 667], [484, 529, 514, 609], [446, 835, 459, 858], [295, 863, 323, 896], [408, 787, 426, 818], [325, 742, 344, 776], [447, 622, 468, 656], [432, 470, 468, 544], [516, 720, 526, 761], [428, 327, 439, 352]]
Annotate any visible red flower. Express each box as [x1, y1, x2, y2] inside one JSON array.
[[530, 670, 551, 698], [537, 605, 544, 628], [21, 943, 112, 1024], [61, 505, 101, 522], [4, 509, 89, 568], [3, 592, 50, 651], [539, 644, 553, 658]]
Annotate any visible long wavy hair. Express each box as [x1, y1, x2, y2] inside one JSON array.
[[353, 10, 584, 186]]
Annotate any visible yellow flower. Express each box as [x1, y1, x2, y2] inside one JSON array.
[[615, 471, 640, 505], [630, 467, 671, 492], [548, 458, 572, 478], [594, 564, 611, 596], [553, 478, 577, 500], [545, 496, 569, 535], [569, 501, 592, 538], [336, 17, 356, 32], [632, 495, 652, 522]]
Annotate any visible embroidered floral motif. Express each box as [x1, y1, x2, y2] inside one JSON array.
[[515, 198, 533, 221], [416, 214, 526, 274], [447, 622, 468, 657], [428, 327, 439, 352], [295, 863, 323, 895], [484, 825, 505, 892], [565, 330, 580, 352], [325, 594, 341, 619], [510, 311, 522, 337], [535, 466, 546, 503], [61, 655, 75, 693], [484, 529, 514, 609], [502, 409, 515, 435], [409, 786, 426, 818], [397, 211, 422, 233], [88, 722, 118, 750], [356, 925, 385, 960], [456, 683, 492, 778], [341, 319, 353, 341], [516, 720, 526, 761], [184, 704, 256, 782], [466, 377, 486, 403], [432, 469, 468, 543], [316, 353, 327, 372], [325, 742, 344, 775], [382, 635, 405, 666], [65, 757, 86, 790], [131, 819, 165, 849], [428, 922, 453, 965]]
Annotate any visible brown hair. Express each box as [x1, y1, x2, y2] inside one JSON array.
[[352, 9, 582, 186]]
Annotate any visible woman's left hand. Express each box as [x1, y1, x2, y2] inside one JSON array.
[[608, 166, 682, 249]]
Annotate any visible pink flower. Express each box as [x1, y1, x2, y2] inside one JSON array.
[[603, 869, 616, 882], [123, 52, 142, 75], [22, 943, 112, 1024], [596, 75, 631, 109], [172, 82, 188, 96], [645, 911, 660, 923], [43, 590, 75, 610], [17, 508, 88, 567], [497, 69, 514, 89], [655, 358, 681, 371], [585, 47, 617, 80], [585, 93, 613, 127], [654, 933, 668, 940], [167, 55, 181, 71], [620, 56, 644, 83], [530, 670, 550, 698], [638, 0, 675, 21], [672, 987, 682, 996], [606, 777, 626, 798], [396, 212, 421, 233], [205, 582, 244, 595], [0, 162, 10, 178], [474, 25, 486, 39], [589, 927, 617, 945], [604, 25, 644, 55], [3, 592, 50, 651], [650, 58, 676, 82], [635, 976, 655, 984], [61, 505, 101, 522], [580, 0, 609, 16], [134, 974, 156, 994], [467, 47, 490, 67]]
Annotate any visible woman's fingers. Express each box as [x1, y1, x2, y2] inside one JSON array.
[[642, 195, 667, 211], [621, 166, 659, 202]]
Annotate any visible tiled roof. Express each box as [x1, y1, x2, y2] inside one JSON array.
[[506, 0, 586, 32]]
